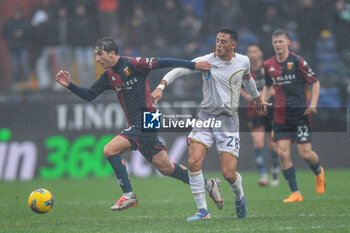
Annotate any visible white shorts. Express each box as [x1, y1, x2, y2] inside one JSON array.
[[187, 111, 240, 158]]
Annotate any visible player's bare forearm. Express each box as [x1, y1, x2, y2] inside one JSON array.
[[304, 81, 320, 115], [310, 80, 320, 108], [262, 86, 273, 102]]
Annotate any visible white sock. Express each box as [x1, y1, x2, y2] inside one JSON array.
[[123, 192, 134, 198], [189, 170, 207, 210], [228, 172, 245, 201]]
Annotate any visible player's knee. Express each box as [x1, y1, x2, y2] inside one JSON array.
[[277, 147, 289, 159], [103, 146, 112, 157], [221, 165, 236, 182], [299, 149, 311, 160], [253, 138, 264, 148], [222, 170, 236, 183], [188, 157, 201, 171], [103, 145, 119, 158], [158, 167, 173, 176]]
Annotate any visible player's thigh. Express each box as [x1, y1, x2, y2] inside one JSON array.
[[220, 152, 238, 181], [151, 150, 174, 176], [103, 135, 131, 157], [214, 115, 240, 157]]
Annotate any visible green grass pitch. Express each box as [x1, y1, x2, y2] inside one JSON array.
[[1, 169, 350, 233]]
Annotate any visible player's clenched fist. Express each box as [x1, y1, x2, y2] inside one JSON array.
[[56, 70, 71, 87]]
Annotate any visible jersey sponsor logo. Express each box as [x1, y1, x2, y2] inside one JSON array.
[[136, 57, 141, 62], [114, 77, 139, 92], [272, 74, 297, 85], [287, 62, 293, 70], [112, 76, 116, 81], [122, 77, 138, 90], [143, 110, 161, 129], [269, 66, 276, 72]]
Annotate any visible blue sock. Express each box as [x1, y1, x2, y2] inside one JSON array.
[[308, 161, 321, 175], [271, 151, 280, 170], [254, 148, 266, 174], [170, 163, 190, 184], [107, 154, 133, 193], [282, 167, 299, 192], [170, 163, 208, 186]]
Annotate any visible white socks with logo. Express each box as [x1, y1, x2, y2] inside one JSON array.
[[228, 172, 244, 201], [189, 170, 207, 210]]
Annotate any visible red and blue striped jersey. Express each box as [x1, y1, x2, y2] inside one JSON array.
[[88, 56, 162, 127], [264, 52, 318, 124]]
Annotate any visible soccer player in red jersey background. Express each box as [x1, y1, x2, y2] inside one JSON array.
[[241, 43, 280, 187], [262, 29, 325, 203]]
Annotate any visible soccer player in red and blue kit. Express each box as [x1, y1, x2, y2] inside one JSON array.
[[241, 43, 280, 187], [56, 38, 224, 211], [262, 29, 325, 203]]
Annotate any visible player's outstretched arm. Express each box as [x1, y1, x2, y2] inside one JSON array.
[[195, 61, 211, 71], [157, 58, 211, 71], [151, 67, 197, 103], [56, 70, 98, 102]]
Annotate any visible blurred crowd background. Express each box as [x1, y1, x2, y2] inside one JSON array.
[[0, 0, 349, 112]]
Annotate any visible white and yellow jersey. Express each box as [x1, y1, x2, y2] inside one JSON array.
[[192, 52, 251, 116]]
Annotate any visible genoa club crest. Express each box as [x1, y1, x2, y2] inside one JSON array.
[[124, 67, 131, 76]]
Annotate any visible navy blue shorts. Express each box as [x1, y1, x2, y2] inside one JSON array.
[[272, 119, 312, 143], [248, 106, 273, 132], [247, 115, 273, 132], [119, 126, 166, 162], [247, 99, 274, 132]]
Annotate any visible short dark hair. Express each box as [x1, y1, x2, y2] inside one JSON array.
[[272, 28, 290, 39], [95, 37, 119, 54], [218, 28, 238, 42], [247, 42, 262, 51]]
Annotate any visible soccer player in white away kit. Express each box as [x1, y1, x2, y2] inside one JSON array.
[[152, 28, 270, 221]]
